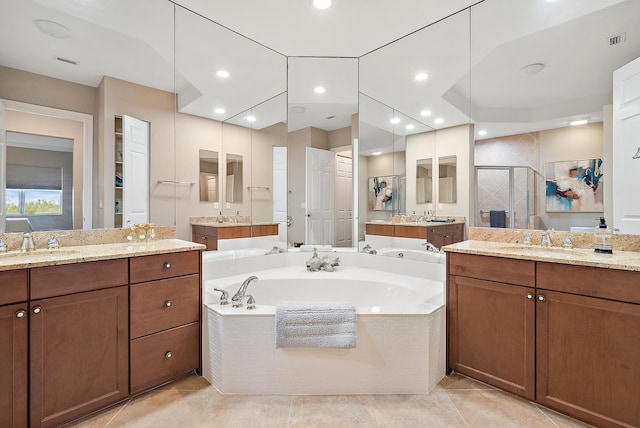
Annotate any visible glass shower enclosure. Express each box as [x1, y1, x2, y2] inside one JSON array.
[[474, 166, 540, 229]]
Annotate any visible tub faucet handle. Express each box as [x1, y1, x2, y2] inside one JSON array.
[[213, 288, 230, 305]]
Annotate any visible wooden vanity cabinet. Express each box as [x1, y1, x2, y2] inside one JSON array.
[[191, 225, 218, 251], [0, 269, 29, 428], [427, 223, 464, 248], [366, 222, 465, 247], [29, 260, 129, 428], [448, 253, 536, 399], [365, 223, 394, 237], [129, 251, 201, 394], [536, 263, 640, 428]]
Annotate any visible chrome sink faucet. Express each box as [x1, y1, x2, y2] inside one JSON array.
[[0, 239, 6, 252], [21, 232, 36, 252], [232, 275, 258, 308], [422, 241, 441, 253], [47, 235, 59, 250], [541, 230, 552, 247]]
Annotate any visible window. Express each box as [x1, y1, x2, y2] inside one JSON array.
[[6, 189, 63, 215]]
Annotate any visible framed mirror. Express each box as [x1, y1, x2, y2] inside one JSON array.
[[416, 158, 433, 204], [438, 155, 457, 203], [199, 150, 219, 203], [225, 154, 243, 204]]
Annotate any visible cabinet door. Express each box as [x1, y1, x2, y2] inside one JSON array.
[[30, 286, 129, 428], [0, 303, 28, 428], [536, 290, 640, 428], [449, 275, 535, 400]]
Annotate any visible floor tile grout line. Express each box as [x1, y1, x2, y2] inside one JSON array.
[[533, 403, 564, 428], [103, 398, 131, 428], [442, 389, 472, 428]]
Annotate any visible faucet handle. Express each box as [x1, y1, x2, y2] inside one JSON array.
[[47, 236, 59, 250], [562, 234, 573, 249], [213, 288, 229, 305], [522, 232, 532, 245], [0, 239, 6, 252], [22, 232, 36, 251]]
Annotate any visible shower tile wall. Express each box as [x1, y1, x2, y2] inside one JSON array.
[[475, 133, 539, 228]]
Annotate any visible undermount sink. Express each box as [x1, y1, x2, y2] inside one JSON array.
[[0, 249, 81, 259]]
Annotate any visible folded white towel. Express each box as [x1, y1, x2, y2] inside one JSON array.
[[275, 301, 357, 348], [300, 245, 333, 252]]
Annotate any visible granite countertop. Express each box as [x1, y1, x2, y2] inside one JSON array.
[[0, 239, 205, 271], [443, 240, 640, 272], [366, 220, 466, 227], [191, 221, 278, 227]]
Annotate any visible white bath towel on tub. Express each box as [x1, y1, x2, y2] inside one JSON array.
[[275, 301, 357, 348]]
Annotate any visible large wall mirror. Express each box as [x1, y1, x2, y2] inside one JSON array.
[[470, 0, 640, 232], [287, 57, 358, 247], [199, 150, 219, 204], [358, 7, 471, 241]]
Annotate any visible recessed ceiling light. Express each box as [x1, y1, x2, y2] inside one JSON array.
[[414, 72, 428, 81], [420, 110, 432, 117], [434, 118, 444, 124], [371, 151, 382, 156], [314, 86, 326, 94], [214, 108, 225, 114], [405, 124, 415, 130], [291, 106, 306, 114], [216, 70, 230, 78], [520, 63, 546, 76], [478, 130, 487, 136], [313, 0, 332, 9], [390, 117, 400, 124], [570, 119, 588, 126], [246, 116, 256, 123], [35, 19, 72, 39]]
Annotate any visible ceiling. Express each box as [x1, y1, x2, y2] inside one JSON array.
[[1, 0, 639, 141]]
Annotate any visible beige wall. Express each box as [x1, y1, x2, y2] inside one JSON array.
[[5, 110, 85, 228], [0, 66, 99, 225], [287, 128, 311, 245], [406, 124, 474, 221], [99, 76, 175, 229]]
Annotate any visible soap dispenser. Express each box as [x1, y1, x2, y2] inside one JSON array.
[[594, 217, 612, 254], [217, 211, 224, 224]]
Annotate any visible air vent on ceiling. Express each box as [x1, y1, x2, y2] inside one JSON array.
[[608, 33, 626, 46], [56, 56, 77, 65]]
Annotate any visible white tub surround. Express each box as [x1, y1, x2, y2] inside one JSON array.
[[202, 251, 446, 395]]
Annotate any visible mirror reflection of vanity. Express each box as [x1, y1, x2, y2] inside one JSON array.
[[416, 159, 433, 204], [2, 0, 639, 245]]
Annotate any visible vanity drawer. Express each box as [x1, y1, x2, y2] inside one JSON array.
[[130, 322, 199, 394], [130, 251, 200, 284], [0, 269, 28, 305], [252, 224, 278, 237], [366, 223, 394, 237], [218, 226, 251, 240], [537, 262, 640, 304], [448, 252, 535, 287], [394, 225, 426, 239], [130, 274, 199, 339], [30, 259, 128, 299]]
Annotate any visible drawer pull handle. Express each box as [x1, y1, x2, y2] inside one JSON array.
[[164, 262, 171, 269], [33, 306, 42, 314], [164, 300, 173, 308], [538, 295, 545, 301], [526, 293, 533, 300], [165, 351, 173, 359], [16, 309, 27, 318]]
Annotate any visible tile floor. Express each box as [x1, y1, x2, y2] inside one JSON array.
[[67, 373, 593, 428]]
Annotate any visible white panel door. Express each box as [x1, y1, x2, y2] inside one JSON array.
[[273, 146, 288, 242], [123, 115, 149, 227], [613, 56, 640, 234], [335, 156, 352, 247], [305, 147, 335, 246], [0, 100, 5, 232]]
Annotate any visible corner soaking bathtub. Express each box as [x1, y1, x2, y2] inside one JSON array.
[[202, 251, 446, 394]]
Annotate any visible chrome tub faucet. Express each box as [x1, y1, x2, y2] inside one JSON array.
[[422, 241, 441, 253], [232, 275, 258, 308]]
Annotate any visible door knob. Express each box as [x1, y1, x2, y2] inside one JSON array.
[[538, 295, 545, 301], [33, 306, 42, 314], [526, 293, 533, 300], [16, 309, 27, 318], [164, 262, 171, 269]]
